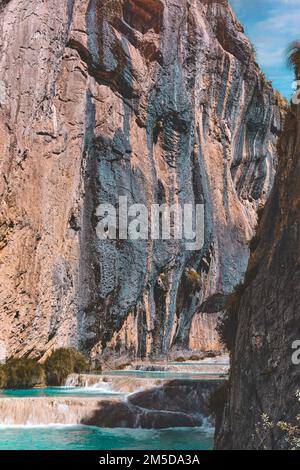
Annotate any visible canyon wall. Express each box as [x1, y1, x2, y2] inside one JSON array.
[[217, 101, 300, 449], [0, 0, 284, 363]]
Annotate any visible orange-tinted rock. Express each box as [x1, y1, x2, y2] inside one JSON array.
[[0, 1, 285, 361]]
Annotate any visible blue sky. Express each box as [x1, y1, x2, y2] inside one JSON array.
[[230, 0, 300, 98]]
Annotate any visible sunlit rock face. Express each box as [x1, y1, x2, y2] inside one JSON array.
[[0, 0, 284, 362], [217, 102, 300, 450]]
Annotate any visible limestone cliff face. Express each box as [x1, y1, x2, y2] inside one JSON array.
[[216, 102, 300, 449], [0, 0, 283, 362]]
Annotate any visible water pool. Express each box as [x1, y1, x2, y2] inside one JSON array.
[[94, 371, 227, 380], [0, 386, 124, 398], [0, 425, 214, 450]]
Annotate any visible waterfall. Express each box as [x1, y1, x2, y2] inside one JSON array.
[[0, 398, 100, 426], [64, 374, 165, 394], [0, 373, 223, 428]]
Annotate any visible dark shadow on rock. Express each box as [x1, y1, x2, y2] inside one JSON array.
[[81, 379, 223, 429]]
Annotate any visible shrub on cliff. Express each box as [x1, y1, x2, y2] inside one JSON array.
[[287, 41, 300, 78], [0, 365, 7, 389], [185, 268, 201, 292], [4, 358, 45, 389], [44, 348, 89, 386], [255, 391, 300, 450]]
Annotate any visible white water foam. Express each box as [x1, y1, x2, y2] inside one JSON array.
[[60, 385, 123, 395], [64, 377, 124, 395]]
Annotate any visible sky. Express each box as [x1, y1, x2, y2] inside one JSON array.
[[229, 0, 300, 98]]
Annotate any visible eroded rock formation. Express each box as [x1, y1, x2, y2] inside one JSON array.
[[0, 0, 284, 362], [216, 101, 300, 449]]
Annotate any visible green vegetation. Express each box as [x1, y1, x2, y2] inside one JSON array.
[[188, 355, 203, 361], [174, 357, 186, 363], [286, 41, 300, 78], [0, 348, 89, 389], [0, 364, 7, 388], [255, 391, 300, 450], [115, 363, 131, 370], [185, 268, 201, 291], [3, 358, 44, 389], [44, 348, 89, 386]]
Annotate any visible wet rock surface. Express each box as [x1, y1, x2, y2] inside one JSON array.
[[82, 379, 221, 428], [0, 378, 222, 428], [0, 0, 284, 361]]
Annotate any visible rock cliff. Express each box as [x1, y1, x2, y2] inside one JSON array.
[[216, 100, 300, 449], [0, 0, 284, 363]]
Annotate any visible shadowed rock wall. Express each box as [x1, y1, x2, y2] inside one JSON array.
[[216, 99, 300, 449]]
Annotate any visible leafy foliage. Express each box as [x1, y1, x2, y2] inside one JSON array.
[[4, 358, 44, 389], [44, 348, 89, 386], [185, 268, 201, 292], [286, 41, 300, 77], [255, 391, 300, 450], [0, 364, 7, 388]]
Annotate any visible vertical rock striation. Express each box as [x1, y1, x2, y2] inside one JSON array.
[[0, 0, 284, 362], [217, 100, 300, 449]]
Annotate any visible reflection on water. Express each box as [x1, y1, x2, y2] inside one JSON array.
[[0, 425, 214, 450]]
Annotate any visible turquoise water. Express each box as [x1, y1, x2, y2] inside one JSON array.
[[0, 426, 214, 450], [0, 387, 124, 398], [95, 371, 226, 379], [0, 378, 216, 450], [169, 362, 228, 366]]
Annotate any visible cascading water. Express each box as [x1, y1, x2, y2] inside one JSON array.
[[0, 372, 223, 428], [0, 397, 101, 426], [64, 375, 123, 395]]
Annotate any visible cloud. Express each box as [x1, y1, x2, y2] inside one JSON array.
[[252, 10, 300, 67], [229, 0, 298, 97]]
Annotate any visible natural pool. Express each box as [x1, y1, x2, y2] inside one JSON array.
[[0, 385, 124, 398], [0, 425, 214, 450], [90, 370, 227, 380], [0, 370, 219, 449]]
